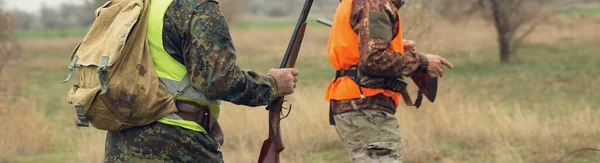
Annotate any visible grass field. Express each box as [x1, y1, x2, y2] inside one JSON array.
[[11, 28, 90, 39], [558, 6, 600, 18], [1, 10, 600, 163]]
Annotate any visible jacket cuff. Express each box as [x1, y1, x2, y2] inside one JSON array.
[[418, 52, 428, 67], [265, 75, 279, 101], [417, 52, 428, 72]]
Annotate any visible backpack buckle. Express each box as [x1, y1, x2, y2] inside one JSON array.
[[75, 105, 89, 127], [59, 56, 78, 84], [97, 56, 109, 95]]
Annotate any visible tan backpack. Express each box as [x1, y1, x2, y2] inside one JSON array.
[[60, 0, 177, 131]]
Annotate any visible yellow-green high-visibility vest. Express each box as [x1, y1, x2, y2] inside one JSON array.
[[147, 0, 220, 132]]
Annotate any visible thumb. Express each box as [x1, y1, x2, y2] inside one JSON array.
[[403, 40, 415, 48], [286, 68, 299, 76]]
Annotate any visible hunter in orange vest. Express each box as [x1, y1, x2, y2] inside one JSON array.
[[324, 0, 453, 162]]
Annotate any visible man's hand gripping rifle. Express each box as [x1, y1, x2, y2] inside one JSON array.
[[257, 0, 314, 163]]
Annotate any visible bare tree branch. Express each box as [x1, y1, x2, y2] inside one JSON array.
[[454, 0, 554, 63], [510, 13, 553, 53]]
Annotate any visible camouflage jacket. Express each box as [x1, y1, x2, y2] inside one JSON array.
[[332, 0, 426, 114], [163, 0, 277, 106]]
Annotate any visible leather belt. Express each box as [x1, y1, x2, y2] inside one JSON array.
[[174, 100, 224, 145], [335, 66, 408, 93]]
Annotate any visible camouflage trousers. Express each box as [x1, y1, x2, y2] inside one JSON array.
[[334, 109, 402, 163], [104, 122, 223, 163]]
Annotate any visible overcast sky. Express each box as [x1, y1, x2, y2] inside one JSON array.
[[3, 0, 84, 13]]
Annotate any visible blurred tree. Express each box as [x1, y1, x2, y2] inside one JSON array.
[[87, 0, 109, 9], [9, 10, 35, 30], [471, 0, 555, 63], [39, 3, 61, 29], [75, 0, 109, 26], [58, 3, 80, 28], [437, 0, 555, 63], [426, 0, 555, 63], [0, 0, 21, 76]]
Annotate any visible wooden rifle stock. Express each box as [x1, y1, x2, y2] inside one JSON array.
[[258, 0, 313, 162]]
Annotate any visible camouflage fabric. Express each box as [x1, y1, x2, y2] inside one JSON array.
[[332, 0, 426, 114], [164, 0, 277, 106], [104, 0, 278, 162], [331, 94, 397, 115], [352, 0, 422, 78], [334, 109, 402, 163], [105, 122, 223, 163]]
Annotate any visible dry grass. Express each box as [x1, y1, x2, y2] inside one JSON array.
[[397, 90, 600, 162], [0, 100, 55, 161], [0, 74, 55, 161], [1, 13, 599, 163], [67, 86, 600, 162], [216, 83, 599, 162], [218, 87, 340, 162], [17, 37, 81, 53]]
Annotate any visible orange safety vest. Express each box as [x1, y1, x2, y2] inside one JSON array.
[[324, 0, 405, 106]]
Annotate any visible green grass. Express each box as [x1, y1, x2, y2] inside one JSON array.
[[557, 6, 600, 17], [16, 50, 74, 115], [12, 27, 90, 39], [444, 43, 600, 110]]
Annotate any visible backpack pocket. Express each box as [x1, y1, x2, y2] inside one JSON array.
[[66, 67, 134, 131]]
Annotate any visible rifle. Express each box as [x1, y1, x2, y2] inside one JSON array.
[[315, 18, 438, 108], [316, 18, 332, 27], [257, 0, 314, 162]]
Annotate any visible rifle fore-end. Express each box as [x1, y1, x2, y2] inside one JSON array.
[[267, 98, 285, 152], [284, 23, 307, 69]]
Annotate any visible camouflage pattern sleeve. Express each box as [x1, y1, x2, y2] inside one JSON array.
[[183, 2, 277, 106], [351, 0, 426, 77]]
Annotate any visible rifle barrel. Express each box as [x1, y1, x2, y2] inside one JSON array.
[[280, 0, 314, 69], [316, 18, 332, 27]]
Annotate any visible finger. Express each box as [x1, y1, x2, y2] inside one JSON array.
[[430, 71, 438, 78], [403, 41, 415, 49], [293, 83, 297, 89], [293, 77, 298, 83], [437, 67, 444, 78], [287, 68, 300, 76], [430, 69, 441, 78], [403, 42, 415, 48], [440, 58, 454, 69]]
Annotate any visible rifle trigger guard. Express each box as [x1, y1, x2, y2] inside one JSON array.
[[281, 100, 292, 120]]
